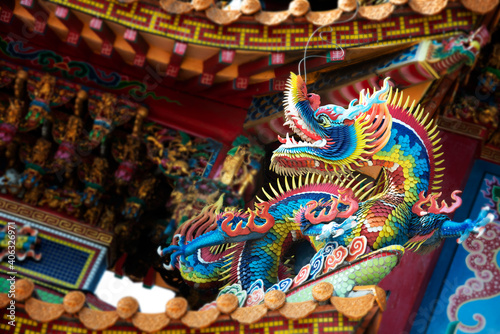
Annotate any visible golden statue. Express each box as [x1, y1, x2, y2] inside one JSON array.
[[0, 98, 24, 146], [63, 191, 83, 218], [99, 206, 115, 231], [34, 74, 56, 101], [64, 116, 83, 143], [84, 205, 102, 226], [234, 165, 258, 196], [488, 131, 500, 148], [474, 106, 498, 128], [38, 189, 64, 210], [23, 186, 44, 206], [3, 98, 24, 125], [29, 138, 52, 167], [87, 157, 108, 185], [218, 144, 250, 186]]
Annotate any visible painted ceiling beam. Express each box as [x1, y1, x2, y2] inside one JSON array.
[[12, 6, 67, 55], [222, 80, 275, 99], [236, 52, 285, 90], [123, 28, 149, 67], [219, 76, 289, 99], [274, 50, 344, 78], [164, 41, 188, 85], [0, 15, 123, 79], [20, 0, 51, 35], [54, 5, 83, 46], [205, 52, 286, 96], [239, 53, 286, 78], [89, 17, 116, 57], [230, 50, 344, 98], [182, 49, 235, 93], [0, 27, 248, 144]]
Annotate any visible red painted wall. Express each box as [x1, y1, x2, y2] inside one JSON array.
[[378, 130, 481, 333]]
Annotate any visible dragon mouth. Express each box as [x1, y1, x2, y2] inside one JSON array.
[[277, 133, 327, 148], [273, 132, 332, 175], [282, 108, 322, 143]]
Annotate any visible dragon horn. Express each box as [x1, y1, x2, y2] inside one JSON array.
[[214, 195, 224, 214]]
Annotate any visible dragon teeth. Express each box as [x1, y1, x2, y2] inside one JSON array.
[[281, 137, 327, 149]]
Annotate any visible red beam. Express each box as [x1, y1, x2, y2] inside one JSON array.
[[181, 49, 235, 92], [19, 0, 50, 35], [239, 52, 285, 78], [218, 76, 287, 99], [205, 49, 235, 75], [164, 41, 187, 85], [89, 17, 116, 57], [216, 50, 344, 99], [235, 52, 285, 91], [200, 79, 235, 98], [1, 15, 109, 73], [206, 51, 344, 99], [54, 6, 83, 46], [203, 52, 286, 96], [228, 80, 274, 98], [274, 50, 344, 78], [124, 28, 148, 67]]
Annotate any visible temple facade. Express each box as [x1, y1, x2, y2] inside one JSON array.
[[0, 1, 499, 333]]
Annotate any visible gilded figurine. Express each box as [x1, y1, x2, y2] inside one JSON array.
[[83, 205, 102, 226], [52, 90, 87, 179], [233, 164, 258, 196], [148, 132, 195, 177], [21, 138, 51, 189], [0, 98, 24, 146], [23, 185, 44, 206], [82, 157, 108, 207], [87, 93, 136, 148], [99, 206, 115, 231], [63, 191, 83, 218], [0, 70, 27, 146], [88, 93, 116, 147], [123, 178, 156, 221], [38, 188, 64, 210], [23, 74, 55, 131], [114, 106, 148, 186], [218, 144, 250, 186]]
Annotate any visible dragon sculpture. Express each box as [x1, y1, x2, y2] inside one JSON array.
[[160, 72, 494, 297]]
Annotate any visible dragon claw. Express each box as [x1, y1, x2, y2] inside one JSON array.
[[458, 208, 495, 243], [316, 216, 357, 241], [160, 244, 186, 270]]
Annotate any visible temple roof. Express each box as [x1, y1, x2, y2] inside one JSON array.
[[2, 1, 484, 131], [122, 0, 499, 25], [1, 278, 385, 332]]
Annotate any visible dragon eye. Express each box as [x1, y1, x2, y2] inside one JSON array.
[[317, 114, 331, 127]]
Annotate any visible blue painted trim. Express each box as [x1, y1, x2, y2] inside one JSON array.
[[203, 140, 222, 178], [410, 159, 500, 334], [0, 211, 107, 293]]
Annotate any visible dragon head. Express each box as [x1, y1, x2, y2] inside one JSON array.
[[271, 73, 392, 176]]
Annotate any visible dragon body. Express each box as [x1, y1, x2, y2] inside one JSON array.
[[161, 73, 493, 294]]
